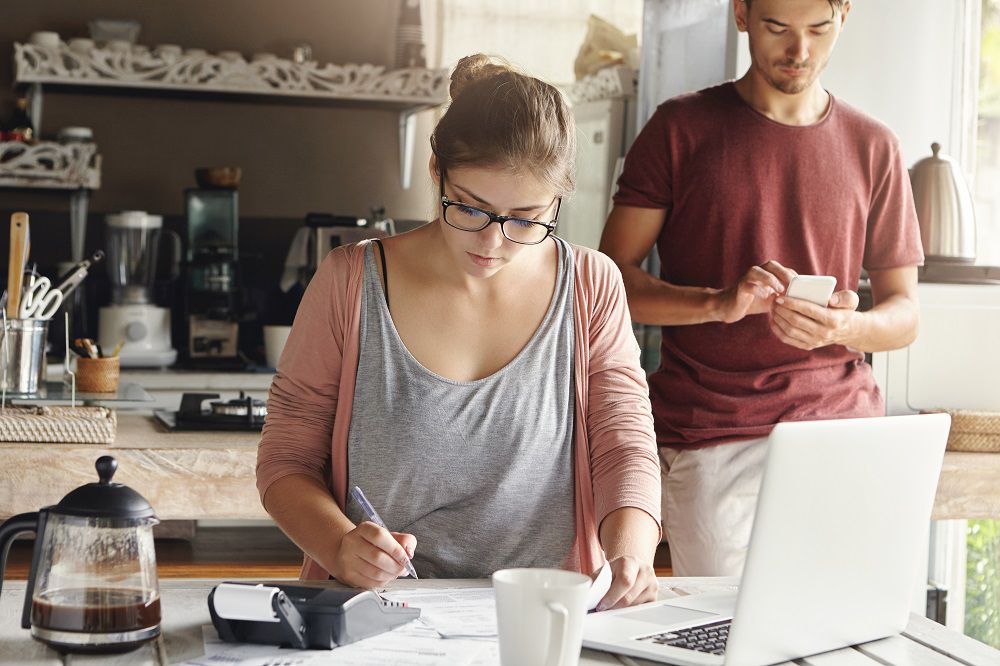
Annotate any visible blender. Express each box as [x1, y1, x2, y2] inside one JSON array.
[[97, 211, 180, 367]]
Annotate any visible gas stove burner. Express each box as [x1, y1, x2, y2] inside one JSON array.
[[154, 392, 267, 432], [210, 395, 267, 419]]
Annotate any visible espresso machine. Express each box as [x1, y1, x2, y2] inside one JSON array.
[[98, 211, 180, 367], [183, 188, 242, 366]]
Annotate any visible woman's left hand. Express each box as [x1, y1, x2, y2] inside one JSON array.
[[595, 555, 658, 611]]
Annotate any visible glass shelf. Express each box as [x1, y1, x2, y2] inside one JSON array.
[[4, 381, 153, 404]]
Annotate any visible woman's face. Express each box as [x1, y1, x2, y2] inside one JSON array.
[[432, 164, 560, 279]]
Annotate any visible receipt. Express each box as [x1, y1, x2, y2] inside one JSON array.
[[211, 583, 280, 623]]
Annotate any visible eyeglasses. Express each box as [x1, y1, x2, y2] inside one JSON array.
[[439, 178, 560, 246]]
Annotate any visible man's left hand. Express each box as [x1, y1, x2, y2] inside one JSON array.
[[770, 290, 860, 351], [595, 555, 659, 611]]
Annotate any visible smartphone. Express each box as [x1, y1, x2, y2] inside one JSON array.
[[785, 275, 837, 307]]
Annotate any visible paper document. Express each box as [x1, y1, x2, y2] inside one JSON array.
[[176, 620, 492, 666], [382, 587, 498, 639], [587, 561, 612, 611]]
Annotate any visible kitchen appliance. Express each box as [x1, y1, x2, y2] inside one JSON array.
[[910, 142, 977, 264], [154, 391, 266, 431], [98, 210, 180, 367], [0, 456, 160, 654], [308, 213, 388, 281], [184, 188, 242, 365]]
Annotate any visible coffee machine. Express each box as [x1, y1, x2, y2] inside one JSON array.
[[98, 211, 180, 367], [183, 188, 241, 365]]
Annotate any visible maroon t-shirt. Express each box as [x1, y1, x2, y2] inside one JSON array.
[[613, 82, 924, 448]]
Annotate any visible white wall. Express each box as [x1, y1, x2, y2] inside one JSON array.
[[735, 0, 966, 168]]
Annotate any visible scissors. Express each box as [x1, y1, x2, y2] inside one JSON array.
[[18, 273, 64, 320]]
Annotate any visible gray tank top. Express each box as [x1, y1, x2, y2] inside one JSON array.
[[346, 238, 576, 578]]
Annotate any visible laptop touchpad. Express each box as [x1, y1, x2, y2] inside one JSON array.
[[618, 604, 718, 627]]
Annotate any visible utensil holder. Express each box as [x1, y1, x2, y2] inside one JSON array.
[[75, 356, 120, 393], [1, 318, 48, 394]]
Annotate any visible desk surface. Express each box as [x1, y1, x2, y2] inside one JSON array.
[[1, 414, 999, 521], [1, 578, 997, 666]]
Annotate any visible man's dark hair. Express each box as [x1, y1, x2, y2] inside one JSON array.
[[744, 0, 847, 12]]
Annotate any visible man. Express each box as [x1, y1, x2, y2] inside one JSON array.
[[599, 0, 923, 576]]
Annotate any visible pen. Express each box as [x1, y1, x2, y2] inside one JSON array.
[[350, 485, 419, 580]]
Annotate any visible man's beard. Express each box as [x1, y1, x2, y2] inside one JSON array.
[[761, 57, 826, 95]]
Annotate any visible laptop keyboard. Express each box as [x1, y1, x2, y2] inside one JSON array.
[[636, 619, 731, 655]]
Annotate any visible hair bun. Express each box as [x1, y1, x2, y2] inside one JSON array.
[[449, 54, 515, 101]]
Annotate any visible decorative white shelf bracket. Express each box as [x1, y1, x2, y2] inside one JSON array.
[[564, 66, 638, 106], [14, 38, 449, 189], [0, 141, 101, 190]]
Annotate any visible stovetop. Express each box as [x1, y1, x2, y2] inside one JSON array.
[[154, 392, 265, 432]]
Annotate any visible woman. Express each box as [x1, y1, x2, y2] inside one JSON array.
[[257, 55, 661, 610]]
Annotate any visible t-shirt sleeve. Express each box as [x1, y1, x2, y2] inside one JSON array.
[[612, 104, 673, 210], [863, 139, 925, 270]]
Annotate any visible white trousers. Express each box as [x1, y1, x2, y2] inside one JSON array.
[[659, 436, 770, 577]]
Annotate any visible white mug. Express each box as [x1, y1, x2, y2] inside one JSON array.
[[493, 568, 591, 666], [263, 325, 292, 370]]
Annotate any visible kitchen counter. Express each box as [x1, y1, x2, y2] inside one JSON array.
[[0, 413, 267, 520], [0, 413, 998, 522], [1, 578, 996, 665]]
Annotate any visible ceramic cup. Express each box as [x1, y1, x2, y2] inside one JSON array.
[[29, 31, 61, 49], [493, 568, 591, 666], [263, 325, 292, 370], [107, 39, 132, 53], [68, 38, 95, 54], [155, 44, 182, 60]]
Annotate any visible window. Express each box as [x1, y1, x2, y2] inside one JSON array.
[[429, 0, 641, 83], [975, 0, 1000, 265]]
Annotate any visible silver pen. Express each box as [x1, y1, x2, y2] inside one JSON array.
[[350, 485, 419, 579]]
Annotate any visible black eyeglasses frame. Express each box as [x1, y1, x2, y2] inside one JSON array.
[[438, 177, 560, 246]]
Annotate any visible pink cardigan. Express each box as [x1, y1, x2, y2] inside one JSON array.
[[257, 240, 660, 579]]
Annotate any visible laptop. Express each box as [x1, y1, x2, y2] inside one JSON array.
[[583, 413, 951, 666]]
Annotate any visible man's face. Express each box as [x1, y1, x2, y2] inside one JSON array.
[[735, 0, 850, 95]]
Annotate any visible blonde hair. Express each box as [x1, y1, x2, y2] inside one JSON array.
[[431, 54, 577, 197]]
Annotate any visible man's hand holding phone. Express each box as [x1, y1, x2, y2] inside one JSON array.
[[714, 260, 796, 323], [771, 274, 861, 351]]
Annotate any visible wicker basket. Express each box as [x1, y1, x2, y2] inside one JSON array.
[[0, 405, 117, 444], [926, 409, 1000, 453], [75, 356, 120, 393]]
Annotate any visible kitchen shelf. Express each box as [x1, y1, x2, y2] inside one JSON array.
[[5, 380, 152, 405], [0, 139, 100, 262], [564, 65, 637, 105], [14, 36, 449, 188], [0, 140, 101, 189]]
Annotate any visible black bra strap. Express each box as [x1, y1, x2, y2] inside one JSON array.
[[373, 239, 388, 308]]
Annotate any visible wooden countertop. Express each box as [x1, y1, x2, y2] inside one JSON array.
[[0, 413, 998, 521]]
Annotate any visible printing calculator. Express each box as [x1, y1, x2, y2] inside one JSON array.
[[208, 582, 420, 649]]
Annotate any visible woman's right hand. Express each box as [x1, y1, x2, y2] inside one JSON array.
[[330, 521, 417, 589]]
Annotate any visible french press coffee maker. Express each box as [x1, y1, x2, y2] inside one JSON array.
[[0, 455, 161, 653]]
